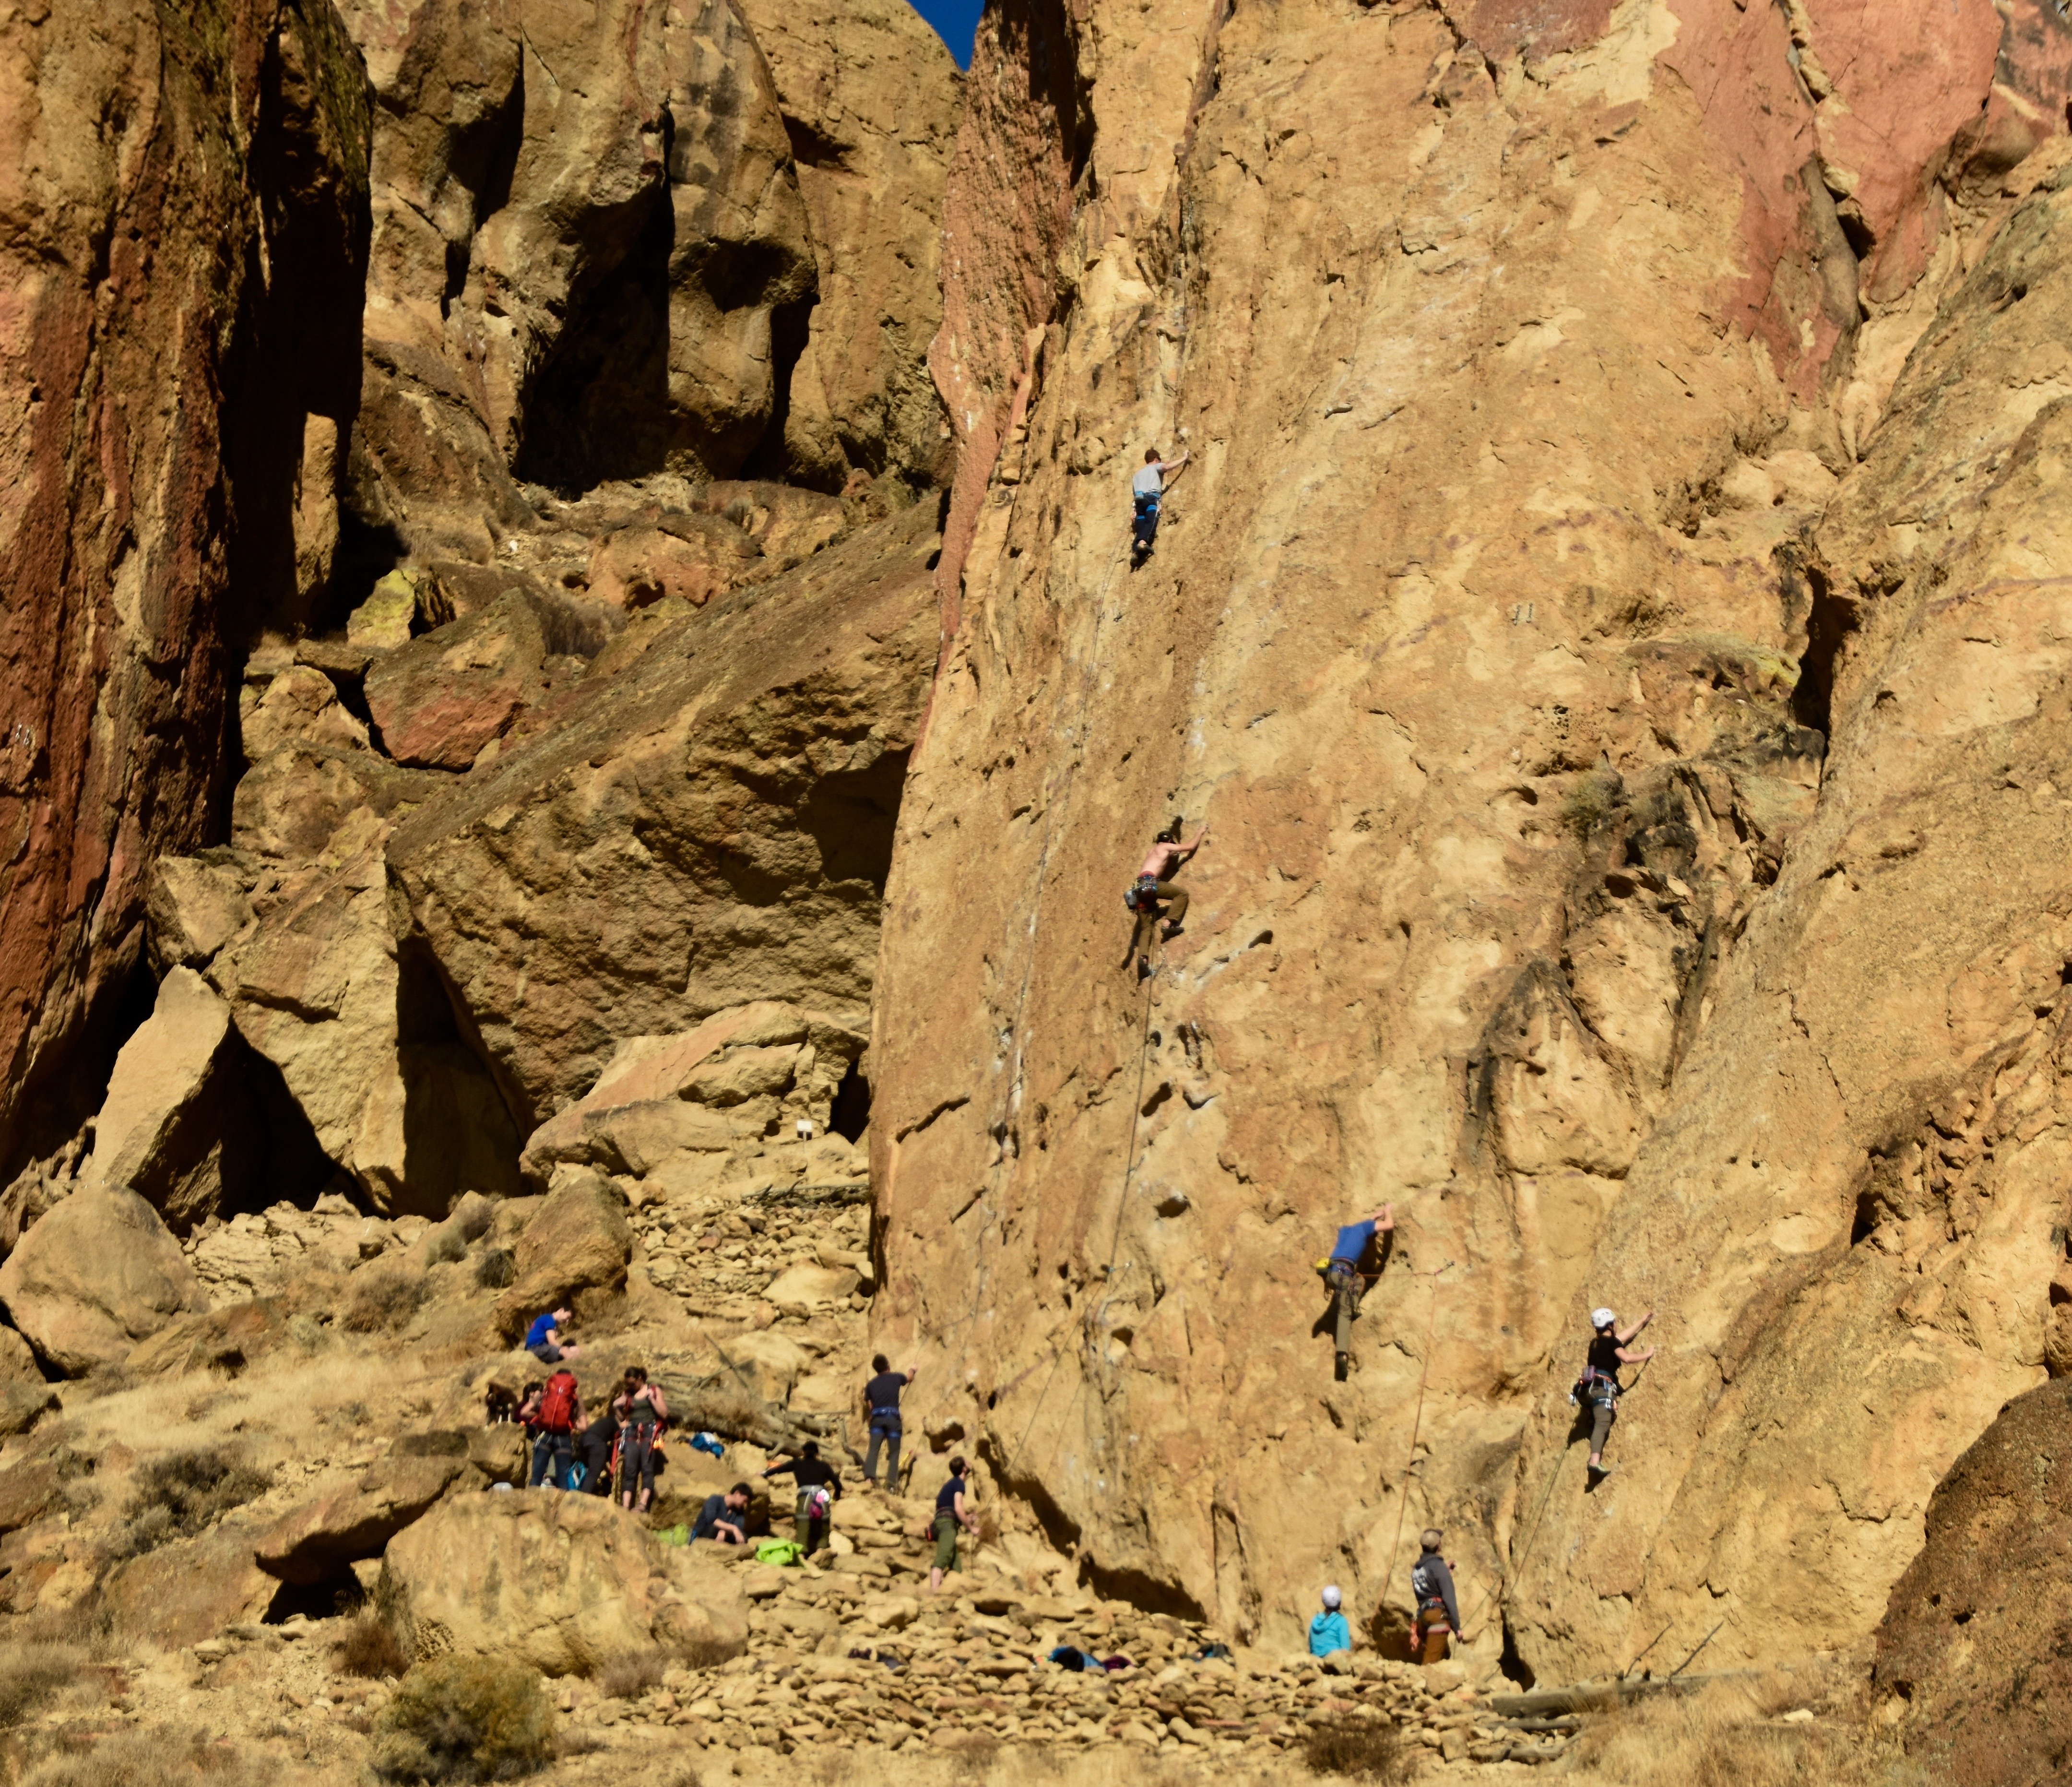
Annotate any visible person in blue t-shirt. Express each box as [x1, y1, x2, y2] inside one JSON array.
[[1324, 1203, 1394, 1380], [523, 1306, 580, 1364]]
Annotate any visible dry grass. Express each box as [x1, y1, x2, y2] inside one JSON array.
[[0, 1645, 87, 1729], [370, 1654, 555, 1782], [592, 1651, 665, 1699], [332, 1615, 408, 1680], [1563, 1675, 1918, 1787], [474, 1248, 516, 1290], [109, 1448, 269, 1559], [17, 1725, 331, 1786]]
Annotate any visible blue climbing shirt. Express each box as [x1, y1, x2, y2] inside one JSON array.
[[1329, 1220, 1377, 1265], [523, 1312, 556, 1350], [1309, 1610, 1351, 1656]]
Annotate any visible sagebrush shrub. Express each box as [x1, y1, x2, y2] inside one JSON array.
[[111, 1448, 269, 1559], [344, 1266, 427, 1334], [370, 1654, 554, 1783], [1302, 1718, 1405, 1779], [333, 1615, 407, 1680]]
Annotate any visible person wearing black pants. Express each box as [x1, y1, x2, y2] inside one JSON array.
[[611, 1367, 669, 1513], [764, 1440, 843, 1555]]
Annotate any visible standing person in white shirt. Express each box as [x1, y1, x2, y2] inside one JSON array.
[[1131, 444, 1190, 567]]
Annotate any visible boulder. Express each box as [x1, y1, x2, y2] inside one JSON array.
[[710, 1329, 812, 1406], [147, 856, 257, 969], [519, 1002, 864, 1181], [389, 504, 938, 1122], [241, 664, 371, 762], [379, 1493, 748, 1674], [0, 1327, 42, 1385], [763, 1263, 860, 1315], [104, 1525, 280, 1649], [365, 587, 588, 769], [125, 1298, 296, 1378], [586, 517, 763, 611], [0, 1385, 59, 1439], [0, 1184, 207, 1375], [255, 1454, 466, 1585], [346, 570, 419, 650], [80, 967, 240, 1231], [493, 1168, 632, 1339]]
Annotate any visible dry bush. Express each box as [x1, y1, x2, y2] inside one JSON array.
[[474, 1249, 516, 1290], [344, 1266, 428, 1334], [333, 1615, 407, 1680], [1301, 1718, 1403, 1779], [370, 1654, 555, 1783], [593, 1651, 665, 1699], [678, 1634, 740, 1671], [1567, 1679, 1913, 1787], [110, 1448, 269, 1559]]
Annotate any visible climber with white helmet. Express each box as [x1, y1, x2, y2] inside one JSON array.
[[1130, 444, 1190, 568], [1577, 1306, 1656, 1479], [1309, 1584, 1351, 1659]]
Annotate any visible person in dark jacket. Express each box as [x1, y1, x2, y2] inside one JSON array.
[[929, 1456, 980, 1594], [1582, 1306, 1656, 1478], [571, 1406, 617, 1496], [764, 1441, 842, 1556], [860, 1354, 916, 1490], [691, 1483, 752, 1545], [1410, 1529, 1464, 1664]]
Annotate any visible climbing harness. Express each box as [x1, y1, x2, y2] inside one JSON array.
[[1124, 873, 1161, 912]]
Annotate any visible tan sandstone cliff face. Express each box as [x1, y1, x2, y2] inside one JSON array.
[[873, 0, 2072, 1677], [0, 0, 370, 1186]]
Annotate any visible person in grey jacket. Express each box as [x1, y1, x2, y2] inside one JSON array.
[[1410, 1529, 1464, 1664]]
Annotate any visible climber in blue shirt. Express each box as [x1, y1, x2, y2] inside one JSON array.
[[1324, 1203, 1394, 1380]]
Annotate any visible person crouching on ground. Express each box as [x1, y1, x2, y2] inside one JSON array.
[[523, 1306, 579, 1364], [693, 1482, 753, 1546], [1309, 1585, 1351, 1660]]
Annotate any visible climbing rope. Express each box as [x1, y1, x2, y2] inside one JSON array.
[[1384, 1260, 1454, 1633], [1001, 933, 1162, 1477]]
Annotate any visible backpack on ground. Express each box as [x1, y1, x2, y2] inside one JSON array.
[[756, 1539, 805, 1567], [538, 1370, 580, 1434]]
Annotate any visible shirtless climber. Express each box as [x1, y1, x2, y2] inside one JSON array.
[[1578, 1306, 1656, 1479], [1123, 818, 1209, 974], [1323, 1203, 1395, 1380], [1131, 445, 1190, 568]]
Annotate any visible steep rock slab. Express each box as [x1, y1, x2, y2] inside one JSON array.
[[731, 0, 959, 490], [1508, 150, 2072, 1684], [336, 0, 814, 560], [380, 1493, 749, 1673], [871, 0, 2072, 1668], [389, 500, 938, 1127], [0, 1184, 206, 1374], [255, 1453, 465, 1585], [1872, 1378, 2072, 1786], [0, 0, 369, 1183]]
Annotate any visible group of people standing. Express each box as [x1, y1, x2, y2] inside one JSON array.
[[513, 1353, 670, 1511]]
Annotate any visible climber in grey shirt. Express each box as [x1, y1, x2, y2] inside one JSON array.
[[1130, 445, 1190, 566]]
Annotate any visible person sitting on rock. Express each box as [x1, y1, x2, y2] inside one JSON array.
[[1123, 818, 1209, 974], [692, 1482, 754, 1546], [612, 1366, 669, 1514], [929, 1456, 980, 1594], [523, 1306, 580, 1364], [1580, 1306, 1656, 1480], [1131, 444, 1189, 568], [1322, 1203, 1394, 1381], [1309, 1584, 1351, 1660], [765, 1440, 843, 1556], [861, 1354, 916, 1491], [1411, 1530, 1464, 1664]]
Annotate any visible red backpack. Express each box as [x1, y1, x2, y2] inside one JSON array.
[[538, 1371, 580, 1434]]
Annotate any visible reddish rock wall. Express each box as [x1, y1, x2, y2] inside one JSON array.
[[0, 0, 369, 1181]]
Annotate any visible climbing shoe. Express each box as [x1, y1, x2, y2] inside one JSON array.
[[1587, 1461, 1613, 1479], [1334, 1351, 1350, 1382], [1162, 921, 1184, 940]]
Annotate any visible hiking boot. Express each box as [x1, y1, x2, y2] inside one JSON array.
[[1334, 1351, 1350, 1382]]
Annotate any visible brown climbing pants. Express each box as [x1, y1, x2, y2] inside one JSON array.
[[1589, 1398, 1616, 1459], [1418, 1608, 1452, 1665], [1328, 1263, 1364, 1354]]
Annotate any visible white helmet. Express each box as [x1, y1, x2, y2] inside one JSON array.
[[1321, 1584, 1342, 1610], [1591, 1308, 1616, 1330]]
